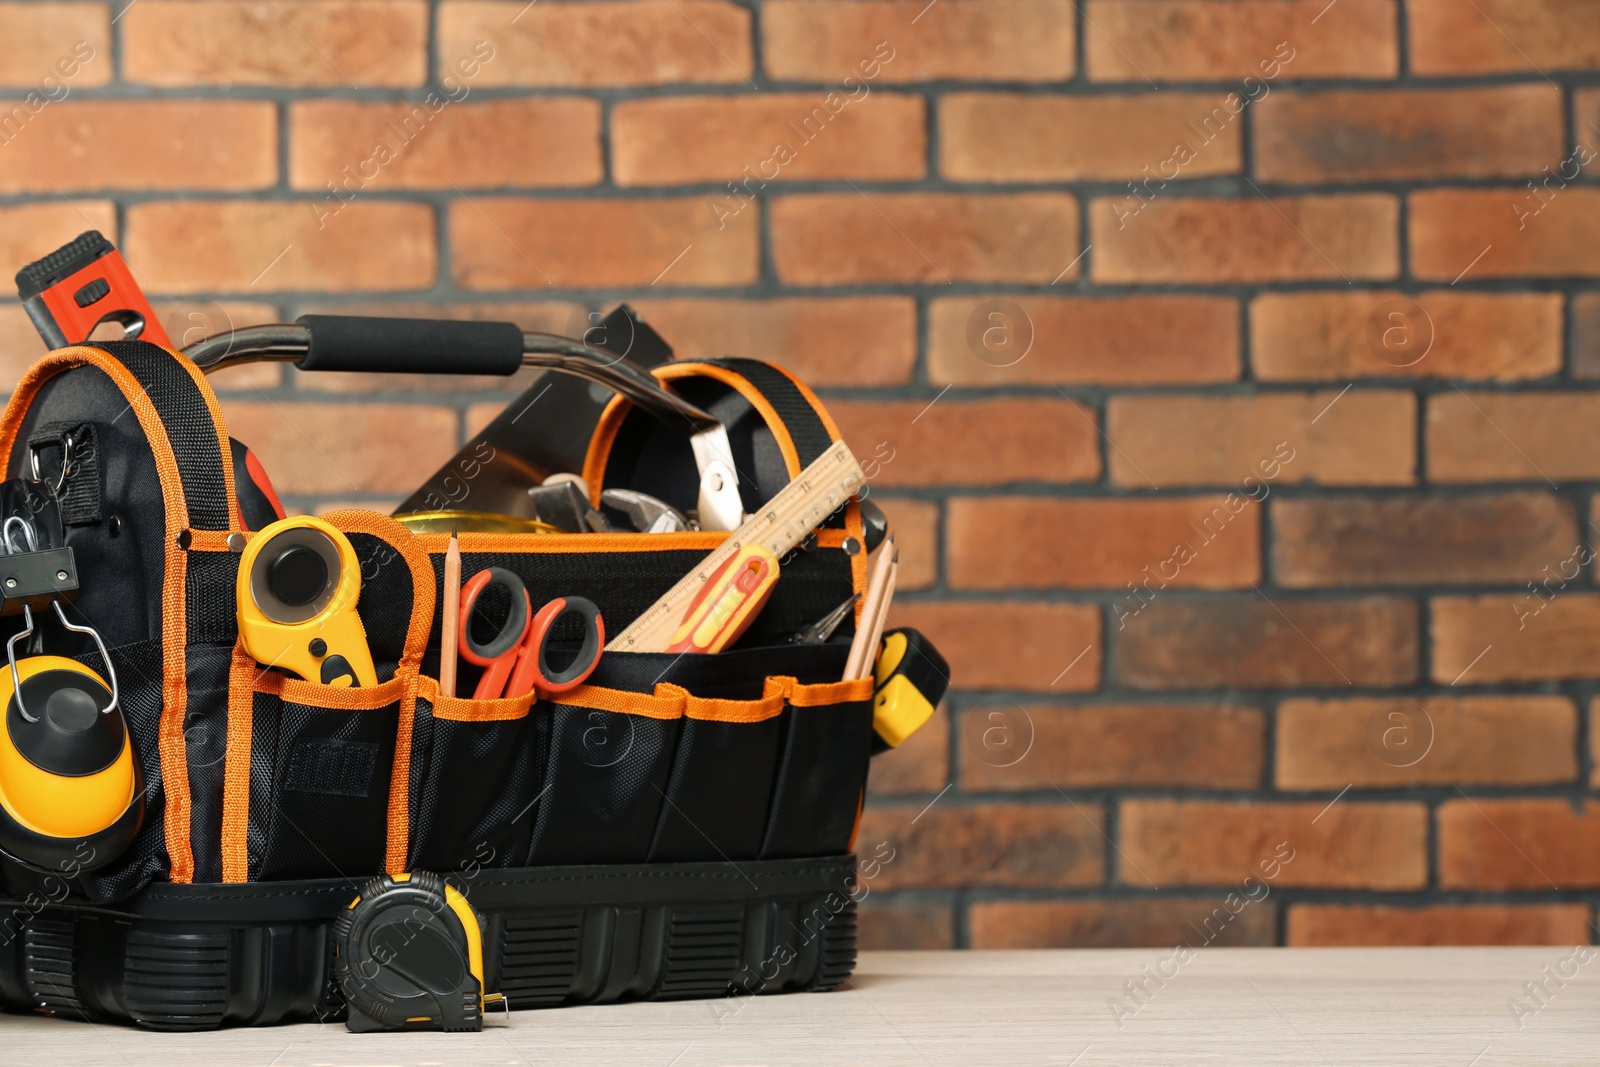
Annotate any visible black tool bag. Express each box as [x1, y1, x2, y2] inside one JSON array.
[[0, 328, 908, 1030]]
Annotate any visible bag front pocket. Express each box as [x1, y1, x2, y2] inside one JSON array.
[[408, 683, 541, 872], [247, 675, 405, 881], [760, 677, 874, 858], [525, 683, 685, 865], [647, 678, 788, 863]]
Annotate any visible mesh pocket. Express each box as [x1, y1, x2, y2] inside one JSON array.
[[760, 677, 874, 858], [408, 688, 542, 872], [247, 677, 403, 881], [647, 678, 788, 863], [525, 685, 684, 865]]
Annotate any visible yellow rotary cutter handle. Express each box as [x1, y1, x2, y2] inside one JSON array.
[[236, 516, 378, 688]]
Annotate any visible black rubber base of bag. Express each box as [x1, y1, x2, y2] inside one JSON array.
[[0, 855, 859, 1031]]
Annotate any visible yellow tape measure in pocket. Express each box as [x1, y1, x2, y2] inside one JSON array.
[[236, 517, 378, 687]]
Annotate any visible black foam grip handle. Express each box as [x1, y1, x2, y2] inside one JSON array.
[[294, 315, 523, 376]]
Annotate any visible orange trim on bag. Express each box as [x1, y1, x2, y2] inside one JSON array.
[[185, 529, 241, 552], [582, 392, 631, 505], [257, 671, 409, 709], [788, 677, 873, 707], [418, 676, 536, 721], [550, 682, 686, 720], [221, 641, 257, 883], [848, 787, 865, 852], [317, 510, 436, 874], [414, 530, 728, 555], [660, 362, 801, 476], [680, 676, 789, 723]]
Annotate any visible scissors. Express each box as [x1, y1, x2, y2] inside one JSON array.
[[458, 567, 604, 700]]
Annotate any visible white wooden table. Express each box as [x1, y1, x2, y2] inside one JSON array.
[[3, 948, 1594, 1065]]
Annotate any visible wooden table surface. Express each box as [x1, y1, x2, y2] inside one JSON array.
[[3, 948, 1595, 1065]]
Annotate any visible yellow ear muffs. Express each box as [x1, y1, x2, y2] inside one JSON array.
[[0, 654, 143, 872]]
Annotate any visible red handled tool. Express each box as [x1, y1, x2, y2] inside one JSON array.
[[15, 230, 171, 350], [459, 567, 603, 699]]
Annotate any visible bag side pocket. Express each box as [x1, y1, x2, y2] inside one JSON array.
[[246, 674, 405, 881], [647, 678, 788, 863], [525, 683, 685, 865], [760, 676, 874, 858], [408, 682, 541, 872]]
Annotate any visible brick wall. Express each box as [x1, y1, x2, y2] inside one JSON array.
[[1, 0, 1597, 949]]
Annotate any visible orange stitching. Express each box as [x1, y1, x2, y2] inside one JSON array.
[[681, 676, 789, 723], [550, 682, 686, 720], [413, 529, 728, 555], [789, 677, 873, 707], [221, 641, 257, 882], [418, 676, 536, 721]]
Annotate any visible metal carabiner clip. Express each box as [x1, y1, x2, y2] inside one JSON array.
[[27, 430, 75, 499], [2, 515, 119, 724]]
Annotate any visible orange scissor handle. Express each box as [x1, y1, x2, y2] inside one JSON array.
[[459, 567, 532, 700], [506, 596, 604, 696]]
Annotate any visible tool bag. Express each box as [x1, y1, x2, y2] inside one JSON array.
[[0, 328, 910, 1030]]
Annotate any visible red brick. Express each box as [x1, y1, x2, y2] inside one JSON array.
[[857, 803, 1105, 889], [867, 702, 948, 795], [772, 193, 1079, 285], [1276, 696, 1577, 789], [613, 94, 924, 187], [1251, 291, 1563, 382], [827, 397, 1099, 488], [451, 197, 757, 289], [127, 202, 436, 294], [1255, 86, 1563, 183], [1411, 0, 1600, 74], [1439, 799, 1600, 889], [1431, 595, 1600, 685], [439, 0, 752, 87], [888, 601, 1100, 692], [0, 4, 108, 87], [0, 102, 275, 193], [1428, 392, 1600, 482], [858, 902, 954, 950], [928, 294, 1239, 387], [1273, 493, 1577, 587], [1120, 800, 1427, 889], [124, 0, 428, 87], [948, 497, 1259, 590], [1105, 392, 1415, 488], [960, 703, 1264, 792], [1592, 700, 1600, 789], [970, 898, 1276, 949], [763, 0, 1074, 83], [940, 92, 1240, 182], [290, 99, 601, 191], [215, 401, 458, 496], [625, 297, 916, 387], [1092, 195, 1399, 283], [1412, 189, 1600, 281], [1573, 293, 1600, 379], [285, 302, 584, 394], [1288, 904, 1591, 947], [0, 201, 115, 281], [870, 497, 938, 591], [1115, 597, 1418, 689], [1085, 0, 1397, 81]]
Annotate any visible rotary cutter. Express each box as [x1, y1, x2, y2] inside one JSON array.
[[0, 517, 141, 873], [236, 516, 377, 687]]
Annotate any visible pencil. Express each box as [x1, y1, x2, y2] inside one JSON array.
[[856, 556, 897, 681], [440, 525, 461, 699], [844, 534, 895, 680]]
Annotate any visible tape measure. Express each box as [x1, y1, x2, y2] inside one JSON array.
[[871, 628, 949, 750], [0, 655, 142, 872], [610, 439, 865, 653], [236, 516, 378, 687], [333, 871, 505, 1032]]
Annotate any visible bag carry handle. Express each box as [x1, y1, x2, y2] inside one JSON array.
[[182, 315, 746, 530]]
